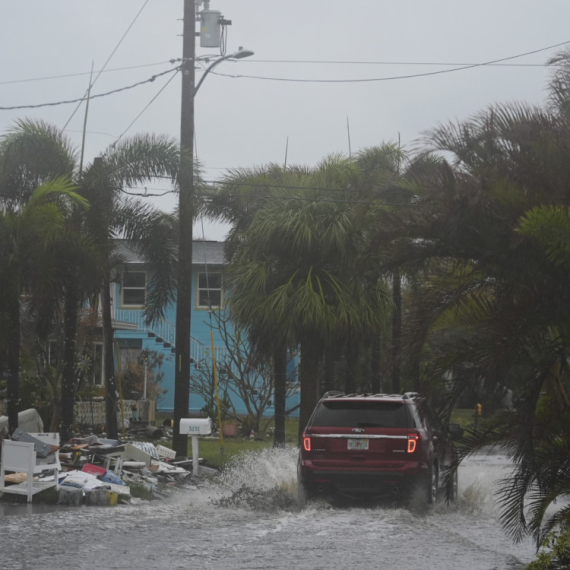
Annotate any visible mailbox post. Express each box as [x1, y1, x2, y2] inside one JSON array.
[[179, 418, 212, 476]]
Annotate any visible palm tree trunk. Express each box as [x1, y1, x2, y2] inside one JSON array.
[[344, 338, 357, 394], [370, 331, 382, 393], [273, 344, 287, 447], [6, 280, 21, 435], [102, 274, 119, 438], [298, 339, 321, 442], [323, 343, 336, 394], [60, 281, 78, 442], [391, 270, 402, 393], [49, 396, 62, 433]]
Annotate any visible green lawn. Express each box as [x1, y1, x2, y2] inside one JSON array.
[[198, 418, 300, 469], [450, 408, 475, 428], [152, 417, 300, 470]]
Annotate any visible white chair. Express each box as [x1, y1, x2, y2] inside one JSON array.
[[0, 434, 60, 503], [30, 432, 62, 473]]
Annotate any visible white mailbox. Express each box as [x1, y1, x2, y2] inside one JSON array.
[[179, 418, 212, 436], [179, 418, 213, 477]]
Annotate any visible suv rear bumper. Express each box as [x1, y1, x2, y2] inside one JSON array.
[[299, 462, 430, 497]]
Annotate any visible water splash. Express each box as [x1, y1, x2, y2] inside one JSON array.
[[204, 444, 517, 518], [457, 451, 515, 515], [210, 446, 299, 511]]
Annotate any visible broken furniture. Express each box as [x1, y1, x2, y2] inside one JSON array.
[[0, 433, 61, 502]]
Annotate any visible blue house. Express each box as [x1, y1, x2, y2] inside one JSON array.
[[105, 240, 299, 418]]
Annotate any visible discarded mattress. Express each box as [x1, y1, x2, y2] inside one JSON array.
[[0, 409, 44, 438]]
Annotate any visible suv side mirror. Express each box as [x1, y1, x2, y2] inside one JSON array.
[[448, 423, 464, 439]]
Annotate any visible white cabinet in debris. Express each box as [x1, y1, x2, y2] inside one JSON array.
[[179, 418, 212, 476], [0, 434, 61, 503]]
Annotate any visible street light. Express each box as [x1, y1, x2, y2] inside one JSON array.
[[195, 49, 254, 94], [172, 5, 253, 456]]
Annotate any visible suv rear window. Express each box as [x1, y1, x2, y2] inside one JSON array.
[[310, 400, 408, 428]]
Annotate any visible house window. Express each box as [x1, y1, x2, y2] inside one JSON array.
[[197, 272, 223, 308], [122, 272, 146, 306]]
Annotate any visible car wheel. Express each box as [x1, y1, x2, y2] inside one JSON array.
[[446, 469, 458, 502], [427, 464, 438, 505]]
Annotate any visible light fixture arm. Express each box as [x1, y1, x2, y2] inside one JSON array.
[[194, 49, 254, 96], [194, 54, 232, 95]]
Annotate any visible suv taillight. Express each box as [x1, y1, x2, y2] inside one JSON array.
[[407, 432, 422, 453], [303, 437, 311, 452]]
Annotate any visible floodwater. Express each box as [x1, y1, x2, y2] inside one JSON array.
[[0, 447, 537, 570]]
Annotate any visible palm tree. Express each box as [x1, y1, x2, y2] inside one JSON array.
[[0, 120, 104, 439], [368, 48, 570, 543], [206, 164, 310, 446], [0, 120, 180, 439], [216, 156, 391, 440], [0, 179, 88, 432], [80, 135, 179, 438], [353, 144, 410, 393]]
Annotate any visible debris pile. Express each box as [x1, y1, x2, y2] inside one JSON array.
[[1, 426, 218, 506]]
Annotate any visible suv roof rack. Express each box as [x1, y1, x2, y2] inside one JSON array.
[[322, 391, 345, 399], [402, 392, 420, 400], [322, 391, 421, 400]]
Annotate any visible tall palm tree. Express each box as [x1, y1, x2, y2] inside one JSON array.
[[368, 48, 570, 543], [217, 156, 391, 440], [1, 120, 103, 439], [80, 135, 179, 438], [0, 120, 180, 439], [0, 179, 88, 432], [206, 164, 311, 446]]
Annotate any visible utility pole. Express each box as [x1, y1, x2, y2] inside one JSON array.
[[173, 0, 196, 457]]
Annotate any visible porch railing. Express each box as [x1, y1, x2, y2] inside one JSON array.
[[113, 309, 227, 365]]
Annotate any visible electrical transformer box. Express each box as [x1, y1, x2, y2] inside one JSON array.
[[200, 10, 222, 48]]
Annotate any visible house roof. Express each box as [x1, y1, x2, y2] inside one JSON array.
[[113, 239, 226, 266]]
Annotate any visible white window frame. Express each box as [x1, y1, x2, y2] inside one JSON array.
[[121, 271, 147, 307], [196, 271, 223, 309]]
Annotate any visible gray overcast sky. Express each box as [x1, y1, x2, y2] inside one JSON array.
[[1, 1, 569, 239]]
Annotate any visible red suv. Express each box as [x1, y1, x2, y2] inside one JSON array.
[[298, 392, 457, 505]]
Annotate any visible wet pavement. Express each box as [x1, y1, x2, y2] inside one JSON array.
[[0, 447, 536, 570]]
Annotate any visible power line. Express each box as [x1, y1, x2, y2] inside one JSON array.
[[127, 177, 411, 198], [62, 0, 150, 130], [113, 68, 181, 144], [65, 129, 117, 138], [209, 40, 570, 85], [120, 185, 417, 207], [122, 188, 178, 197], [204, 193, 419, 207], [242, 59, 547, 68], [0, 60, 178, 86], [0, 67, 180, 110], [3, 39, 562, 113], [151, 175, 352, 193], [152, 175, 352, 194], [205, 180, 347, 193], [120, 178, 408, 199], [0, 58, 544, 88], [205, 180, 410, 196]]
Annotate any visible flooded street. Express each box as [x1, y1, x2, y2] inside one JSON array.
[[0, 447, 536, 570]]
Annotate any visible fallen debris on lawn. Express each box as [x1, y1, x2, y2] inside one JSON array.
[[1, 424, 219, 505]]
